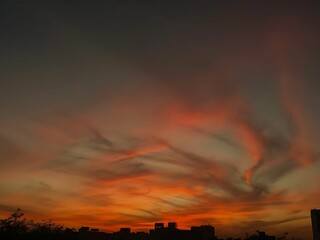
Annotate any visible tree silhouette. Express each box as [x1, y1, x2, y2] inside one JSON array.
[[0, 209, 68, 240], [0, 209, 30, 236]]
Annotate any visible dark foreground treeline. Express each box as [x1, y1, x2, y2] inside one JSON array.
[[0, 209, 87, 240], [0, 209, 291, 240]]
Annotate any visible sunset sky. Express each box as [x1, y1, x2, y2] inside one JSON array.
[[1, 0, 320, 238]]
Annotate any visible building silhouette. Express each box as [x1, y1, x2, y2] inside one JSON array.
[[113, 227, 131, 240], [150, 222, 215, 240], [311, 209, 320, 240], [78, 226, 111, 240], [256, 231, 276, 240], [112, 227, 149, 240]]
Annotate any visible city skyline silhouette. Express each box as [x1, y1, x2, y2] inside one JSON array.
[[1, 208, 319, 240]]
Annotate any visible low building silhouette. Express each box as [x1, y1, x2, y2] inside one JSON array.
[[191, 225, 215, 240], [134, 231, 150, 240], [113, 227, 132, 240], [113, 227, 150, 240], [78, 226, 111, 240], [244, 231, 276, 240], [256, 231, 276, 240], [150, 222, 215, 240]]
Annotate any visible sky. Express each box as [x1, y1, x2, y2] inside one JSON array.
[[1, 0, 320, 238]]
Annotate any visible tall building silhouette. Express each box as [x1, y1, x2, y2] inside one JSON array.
[[311, 209, 320, 240], [168, 222, 177, 229], [154, 223, 165, 229]]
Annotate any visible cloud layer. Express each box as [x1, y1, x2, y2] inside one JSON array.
[[0, 1, 320, 239]]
